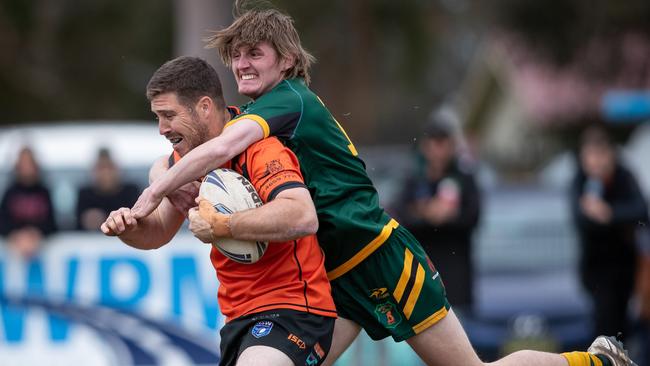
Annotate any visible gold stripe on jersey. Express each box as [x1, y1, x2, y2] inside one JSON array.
[[412, 306, 448, 335], [224, 114, 270, 138], [403, 264, 425, 319], [393, 249, 414, 303], [327, 219, 399, 281]]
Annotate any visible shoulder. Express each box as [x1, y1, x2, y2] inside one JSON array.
[[253, 79, 312, 109], [246, 136, 288, 155]]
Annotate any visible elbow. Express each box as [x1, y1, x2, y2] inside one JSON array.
[[303, 215, 319, 236], [294, 210, 319, 237]]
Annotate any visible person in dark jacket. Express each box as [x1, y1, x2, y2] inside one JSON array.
[[76, 148, 140, 231], [570, 125, 648, 341], [0, 146, 57, 258], [396, 113, 481, 312]]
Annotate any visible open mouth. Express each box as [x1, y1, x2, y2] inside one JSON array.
[[241, 74, 257, 80], [168, 136, 183, 145]]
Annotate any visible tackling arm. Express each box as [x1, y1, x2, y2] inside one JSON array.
[[132, 120, 264, 218]]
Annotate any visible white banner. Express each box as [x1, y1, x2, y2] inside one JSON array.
[[0, 232, 221, 366]]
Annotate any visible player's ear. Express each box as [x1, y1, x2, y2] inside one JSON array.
[[196, 96, 212, 118], [281, 54, 295, 73]]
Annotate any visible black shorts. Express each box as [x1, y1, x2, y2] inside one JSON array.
[[219, 309, 335, 366]]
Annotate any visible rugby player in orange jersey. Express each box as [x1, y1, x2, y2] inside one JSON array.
[[100, 56, 336, 366]]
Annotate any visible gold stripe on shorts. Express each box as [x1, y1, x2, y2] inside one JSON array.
[[412, 306, 448, 334], [393, 248, 414, 303], [392, 248, 426, 319], [403, 264, 425, 319]]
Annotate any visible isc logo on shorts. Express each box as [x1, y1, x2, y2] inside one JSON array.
[[251, 321, 274, 338]]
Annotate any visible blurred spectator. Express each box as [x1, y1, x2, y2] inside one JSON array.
[[76, 148, 140, 231], [0, 146, 57, 258], [394, 113, 481, 313], [570, 125, 648, 341]]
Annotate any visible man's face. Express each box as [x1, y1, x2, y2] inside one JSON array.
[[151, 92, 210, 157], [94, 158, 119, 191], [421, 137, 454, 166], [231, 41, 291, 99], [581, 143, 615, 180], [16, 150, 39, 185]]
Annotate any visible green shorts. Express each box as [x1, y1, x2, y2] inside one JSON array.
[[330, 225, 450, 342]]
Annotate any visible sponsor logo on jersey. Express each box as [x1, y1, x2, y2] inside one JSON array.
[[374, 301, 402, 329], [287, 333, 306, 349], [265, 159, 284, 175], [251, 321, 274, 338], [369, 287, 389, 300]]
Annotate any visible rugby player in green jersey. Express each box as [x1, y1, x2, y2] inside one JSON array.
[[131, 4, 636, 366]]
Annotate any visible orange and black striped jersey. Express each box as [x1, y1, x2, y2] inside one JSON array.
[[171, 136, 336, 322]]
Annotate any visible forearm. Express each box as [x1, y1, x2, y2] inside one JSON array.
[[117, 198, 184, 250], [152, 141, 231, 197], [230, 199, 317, 242], [117, 211, 175, 249]]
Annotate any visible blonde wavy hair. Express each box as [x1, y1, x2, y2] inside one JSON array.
[[204, 1, 316, 84]]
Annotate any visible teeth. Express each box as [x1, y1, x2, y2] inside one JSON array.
[[169, 137, 182, 144], [241, 74, 256, 80]]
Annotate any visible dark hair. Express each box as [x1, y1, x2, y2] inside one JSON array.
[[146, 56, 225, 109], [580, 125, 613, 149]]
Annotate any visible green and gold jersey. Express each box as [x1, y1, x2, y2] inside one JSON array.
[[226, 78, 398, 280]]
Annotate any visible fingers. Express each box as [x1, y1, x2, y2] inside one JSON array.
[[101, 208, 137, 236], [188, 207, 214, 244], [188, 207, 200, 224], [198, 199, 216, 220], [100, 222, 116, 236], [131, 187, 161, 219]]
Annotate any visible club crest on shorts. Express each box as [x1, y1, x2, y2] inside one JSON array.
[[374, 301, 402, 329], [251, 320, 274, 338]]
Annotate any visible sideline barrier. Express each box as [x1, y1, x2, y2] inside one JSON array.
[[0, 232, 220, 365], [0, 232, 421, 365]]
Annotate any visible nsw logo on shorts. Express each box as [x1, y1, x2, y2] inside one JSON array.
[[251, 320, 274, 338]]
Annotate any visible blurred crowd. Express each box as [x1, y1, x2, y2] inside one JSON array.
[[389, 113, 650, 362], [0, 146, 140, 259]]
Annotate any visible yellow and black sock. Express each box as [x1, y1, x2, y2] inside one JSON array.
[[562, 351, 611, 366]]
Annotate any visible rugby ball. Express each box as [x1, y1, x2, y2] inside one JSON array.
[[199, 169, 268, 264]]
